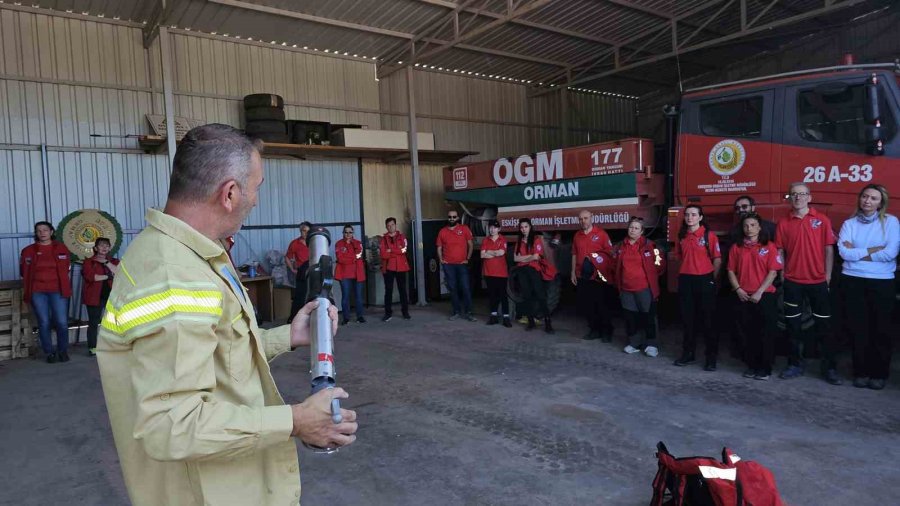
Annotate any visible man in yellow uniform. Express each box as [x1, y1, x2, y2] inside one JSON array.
[[96, 124, 358, 506]]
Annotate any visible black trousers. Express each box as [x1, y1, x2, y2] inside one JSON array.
[[843, 274, 895, 379], [576, 278, 612, 335], [737, 292, 778, 374], [518, 267, 549, 319], [678, 273, 717, 359], [485, 276, 510, 315], [383, 270, 410, 316], [623, 302, 657, 342], [86, 304, 104, 349], [288, 263, 309, 323], [783, 279, 835, 369]]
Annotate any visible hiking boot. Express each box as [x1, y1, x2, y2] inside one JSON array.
[[58, 351, 70, 363], [853, 376, 870, 388], [465, 313, 477, 322], [487, 315, 499, 325], [824, 369, 843, 386], [582, 330, 600, 341], [46, 353, 57, 364], [402, 313, 412, 320], [644, 346, 659, 358], [357, 316, 367, 324], [502, 316, 512, 328], [526, 317, 536, 331], [703, 360, 717, 372], [543, 318, 554, 334], [673, 353, 695, 367], [381, 314, 393, 322], [779, 365, 804, 379], [448, 313, 460, 321], [743, 369, 757, 379], [868, 378, 886, 390], [623, 345, 640, 354]]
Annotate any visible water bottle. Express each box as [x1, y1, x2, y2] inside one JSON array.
[[248, 262, 257, 278]]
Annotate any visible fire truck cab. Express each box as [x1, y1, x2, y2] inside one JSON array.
[[668, 63, 900, 242]]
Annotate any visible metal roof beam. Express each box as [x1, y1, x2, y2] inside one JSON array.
[[143, 0, 174, 48], [207, 0, 562, 72], [415, 0, 623, 46], [563, 0, 870, 89], [379, 0, 554, 79]]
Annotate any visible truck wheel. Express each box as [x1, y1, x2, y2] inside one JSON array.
[[544, 276, 561, 315]]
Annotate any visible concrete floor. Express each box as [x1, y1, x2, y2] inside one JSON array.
[[1, 302, 899, 506]]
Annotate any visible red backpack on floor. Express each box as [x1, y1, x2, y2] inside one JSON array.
[[650, 442, 785, 506]]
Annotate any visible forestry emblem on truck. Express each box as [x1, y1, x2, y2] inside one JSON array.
[[708, 139, 746, 177]]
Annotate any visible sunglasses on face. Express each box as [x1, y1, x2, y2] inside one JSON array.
[[447, 216, 458, 219]]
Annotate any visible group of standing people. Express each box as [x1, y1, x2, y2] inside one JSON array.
[[284, 218, 412, 326], [673, 183, 897, 389], [20, 221, 117, 362]]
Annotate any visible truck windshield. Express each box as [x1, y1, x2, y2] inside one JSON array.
[[700, 97, 763, 137], [798, 84, 896, 144]]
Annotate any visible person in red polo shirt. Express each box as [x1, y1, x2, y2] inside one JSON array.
[[335, 224, 366, 325], [20, 221, 72, 363], [82, 237, 119, 356], [775, 183, 841, 385], [285, 221, 312, 323], [614, 217, 666, 358], [379, 217, 411, 322], [727, 214, 782, 380], [673, 205, 722, 370], [481, 220, 511, 327], [570, 209, 614, 341], [514, 218, 553, 334], [437, 211, 476, 321]]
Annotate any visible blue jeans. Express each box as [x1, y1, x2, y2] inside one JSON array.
[[442, 263, 472, 315], [30, 292, 69, 355], [340, 278, 365, 319]]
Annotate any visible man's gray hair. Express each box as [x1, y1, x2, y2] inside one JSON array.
[[168, 124, 264, 201]]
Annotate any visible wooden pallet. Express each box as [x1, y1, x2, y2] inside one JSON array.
[[0, 284, 32, 361]]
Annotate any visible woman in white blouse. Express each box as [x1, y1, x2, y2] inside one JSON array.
[[837, 184, 899, 391]]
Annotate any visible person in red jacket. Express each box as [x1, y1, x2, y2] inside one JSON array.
[[81, 237, 119, 356], [379, 217, 411, 322], [436, 211, 476, 321], [674, 205, 722, 370], [335, 224, 366, 324], [480, 220, 511, 327], [614, 217, 666, 358], [514, 218, 553, 334], [570, 209, 614, 341], [728, 213, 782, 381], [20, 221, 72, 363], [285, 221, 312, 323]]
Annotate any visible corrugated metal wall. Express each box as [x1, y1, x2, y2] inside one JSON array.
[[637, 8, 900, 143], [0, 7, 368, 284], [378, 69, 637, 161]]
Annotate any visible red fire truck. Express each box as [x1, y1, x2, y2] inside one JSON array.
[[444, 62, 900, 300]]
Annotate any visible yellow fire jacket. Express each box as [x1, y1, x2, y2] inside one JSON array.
[[97, 209, 301, 506]]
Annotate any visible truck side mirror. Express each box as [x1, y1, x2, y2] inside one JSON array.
[[864, 74, 885, 156]]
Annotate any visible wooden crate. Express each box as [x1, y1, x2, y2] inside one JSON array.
[[0, 282, 32, 361]]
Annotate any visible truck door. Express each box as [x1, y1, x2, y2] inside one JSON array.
[[781, 75, 899, 215], [678, 90, 775, 217]]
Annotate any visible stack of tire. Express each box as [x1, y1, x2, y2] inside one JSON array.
[[243, 93, 288, 143]]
